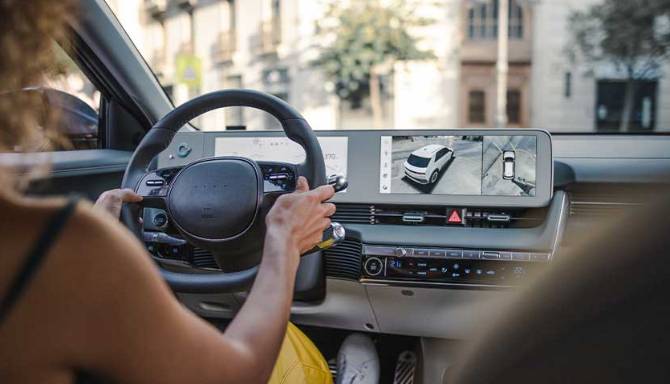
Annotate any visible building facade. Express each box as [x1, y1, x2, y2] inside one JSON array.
[[106, 0, 670, 132]]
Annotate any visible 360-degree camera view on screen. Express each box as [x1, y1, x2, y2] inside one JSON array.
[[379, 135, 537, 196]]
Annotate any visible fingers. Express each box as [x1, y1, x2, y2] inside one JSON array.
[[305, 217, 332, 241], [321, 202, 336, 217], [312, 184, 335, 202], [94, 188, 143, 219], [98, 189, 143, 204], [117, 188, 143, 203], [316, 217, 332, 231], [295, 176, 309, 193], [300, 217, 332, 252]]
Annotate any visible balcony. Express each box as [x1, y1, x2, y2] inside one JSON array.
[[212, 31, 236, 64], [460, 38, 532, 64], [252, 20, 281, 56]]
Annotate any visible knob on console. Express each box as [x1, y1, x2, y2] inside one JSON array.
[[327, 174, 348, 193], [364, 257, 384, 276]]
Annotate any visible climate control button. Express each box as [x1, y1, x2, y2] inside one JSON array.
[[364, 257, 384, 276]]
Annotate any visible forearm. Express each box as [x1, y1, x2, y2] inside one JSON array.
[[222, 226, 299, 382]]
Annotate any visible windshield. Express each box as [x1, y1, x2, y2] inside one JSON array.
[[407, 154, 431, 168], [106, 0, 670, 133]]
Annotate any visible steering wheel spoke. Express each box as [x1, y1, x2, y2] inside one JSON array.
[[135, 167, 182, 209], [258, 161, 298, 195]]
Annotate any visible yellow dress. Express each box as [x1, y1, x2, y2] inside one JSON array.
[[268, 322, 334, 384]]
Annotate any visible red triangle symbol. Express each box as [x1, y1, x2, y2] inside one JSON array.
[[448, 210, 462, 224]]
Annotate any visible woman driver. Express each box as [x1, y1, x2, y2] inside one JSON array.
[[0, 1, 371, 383]]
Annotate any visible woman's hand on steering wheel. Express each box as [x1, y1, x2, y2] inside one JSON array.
[[94, 188, 143, 219], [265, 176, 336, 261]]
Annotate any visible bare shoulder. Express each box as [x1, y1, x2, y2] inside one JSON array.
[[50, 198, 169, 299], [0, 194, 166, 322], [59, 198, 148, 259], [0, 196, 179, 377]]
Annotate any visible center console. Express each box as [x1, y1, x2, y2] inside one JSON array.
[[361, 245, 549, 287]]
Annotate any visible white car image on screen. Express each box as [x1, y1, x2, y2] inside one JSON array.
[[502, 150, 516, 180], [403, 144, 454, 185]]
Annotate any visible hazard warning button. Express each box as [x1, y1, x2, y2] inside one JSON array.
[[447, 209, 463, 224]]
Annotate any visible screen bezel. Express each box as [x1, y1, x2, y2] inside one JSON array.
[[335, 129, 553, 208], [192, 128, 553, 208], [379, 132, 544, 199]]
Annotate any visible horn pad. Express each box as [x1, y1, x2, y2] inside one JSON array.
[[167, 158, 262, 241]]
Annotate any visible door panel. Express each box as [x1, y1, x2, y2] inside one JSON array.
[[23, 150, 131, 200]]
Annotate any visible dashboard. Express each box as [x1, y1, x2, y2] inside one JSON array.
[[140, 128, 569, 338], [146, 129, 560, 290], [35, 125, 670, 339]]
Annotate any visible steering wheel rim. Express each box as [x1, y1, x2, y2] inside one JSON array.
[[121, 89, 326, 293]]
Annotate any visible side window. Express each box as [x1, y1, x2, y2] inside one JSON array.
[[436, 148, 447, 160], [39, 44, 102, 150]]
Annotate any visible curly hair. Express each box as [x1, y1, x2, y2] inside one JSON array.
[[0, 0, 75, 190]]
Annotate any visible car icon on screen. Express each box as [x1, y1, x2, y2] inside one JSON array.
[[403, 144, 454, 185], [502, 150, 516, 180]]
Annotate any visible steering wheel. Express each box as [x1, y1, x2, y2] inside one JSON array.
[[120, 89, 326, 293]]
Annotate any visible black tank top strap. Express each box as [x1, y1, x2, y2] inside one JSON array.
[[0, 195, 80, 325]]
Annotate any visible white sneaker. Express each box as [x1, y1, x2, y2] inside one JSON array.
[[336, 333, 380, 384]]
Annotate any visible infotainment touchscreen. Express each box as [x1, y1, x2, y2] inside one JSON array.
[[379, 135, 537, 197]]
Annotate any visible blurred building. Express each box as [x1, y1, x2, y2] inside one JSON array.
[[105, 0, 670, 132]]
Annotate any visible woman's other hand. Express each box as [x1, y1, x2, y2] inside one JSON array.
[[94, 188, 143, 218]]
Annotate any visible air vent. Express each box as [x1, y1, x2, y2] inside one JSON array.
[[332, 203, 375, 224], [569, 201, 639, 218], [568, 184, 650, 218], [191, 248, 219, 269], [333, 203, 542, 228], [324, 238, 362, 281]]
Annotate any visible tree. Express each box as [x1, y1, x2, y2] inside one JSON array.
[[569, 0, 670, 131], [313, 0, 436, 127]]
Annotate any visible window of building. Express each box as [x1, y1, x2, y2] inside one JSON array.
[[506, 89, 521, 125], [595, 80, 658, 132], [467, 0, 524, 40], [564, 72, 572, 98], [508, 1, 524, 39], [468, 90, 486, 124], [213, 0, 237, 64]]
